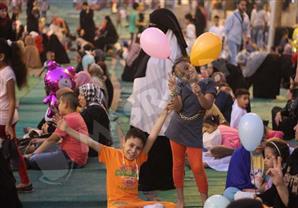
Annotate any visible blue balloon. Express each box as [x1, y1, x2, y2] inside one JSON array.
[[238, 113, 264, 152], [204, 195, 230, 208]]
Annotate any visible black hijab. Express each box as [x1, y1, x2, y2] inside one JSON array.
[[149, 8, 187, 56], [134, 8, 187, 79]]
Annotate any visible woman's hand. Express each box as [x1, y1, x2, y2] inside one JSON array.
[[5, 125, 14, 140], [274, 112, 282, 126], [191, 83, 202, 96], [168, 74, 177, 93]]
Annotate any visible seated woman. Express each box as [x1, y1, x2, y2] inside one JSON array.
[[214, 82, 234, 123], [272, 83, 298, 140], [94, 16, 119, 50], [258, 147, 298, 208], [224, 139, 290, 201], [78, 83, 112, 157]]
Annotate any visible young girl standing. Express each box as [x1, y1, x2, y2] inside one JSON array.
[[0, 38, 31, 191], [166, 58, 216, 207]]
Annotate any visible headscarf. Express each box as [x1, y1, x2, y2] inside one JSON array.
[[134, 8, 187, 79], [104, 15, 118, 40], [82, 54, 95, 70], [94, 49, 105, 62], [149, 8, 187, 57], [0, 3, 9, 27], [79, 83, 103, 106], [75, 71, 91, 88]]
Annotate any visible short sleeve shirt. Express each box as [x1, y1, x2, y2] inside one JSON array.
[[98, 146, 147, 205], [0, 66, 18, 125], [165, 78, 216, 147], [54, 112, 89, 166]]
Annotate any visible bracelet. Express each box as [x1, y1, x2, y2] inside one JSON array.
[[196, 91, 203, 97], [170, 91, 178, 97]]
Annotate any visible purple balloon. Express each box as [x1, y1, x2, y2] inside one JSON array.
[[43, 62, 75, 117]]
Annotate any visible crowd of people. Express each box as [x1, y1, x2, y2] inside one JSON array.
[[0, 0, 298, 208]]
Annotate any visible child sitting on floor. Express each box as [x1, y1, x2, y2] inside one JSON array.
[[230, 88, 250, 128], [55, 106, 176, 208], [26, 92, 89, 170], [203, 115, 241, 159]]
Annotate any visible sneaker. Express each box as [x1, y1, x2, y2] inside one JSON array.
[[16, 183, 33, 193]]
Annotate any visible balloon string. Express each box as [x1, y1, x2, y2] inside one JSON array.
[[250, 152, 258, 197], [168, 57, 174, 64]]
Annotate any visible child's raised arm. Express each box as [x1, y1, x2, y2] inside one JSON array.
[[143, 107, 170, 154], [56, 118, 102, 154]]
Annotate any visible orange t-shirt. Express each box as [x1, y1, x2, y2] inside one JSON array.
[[98, 146, 147, 205]]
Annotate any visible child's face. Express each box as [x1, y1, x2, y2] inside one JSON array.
[[237, 94, 250, 109], [264, 147, 277, 170], [78, 93, 87, 108], [0, 9, 7, 18], [174, 62, 197, 83], [200, 68, 209, 79], [214, 18, 219, 25], [123, 137, 144, 161], [58, 99, 68, 116]]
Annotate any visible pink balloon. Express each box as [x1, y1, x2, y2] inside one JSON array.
[[140, 27, 171, 59]]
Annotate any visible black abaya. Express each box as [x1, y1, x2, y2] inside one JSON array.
[[47, 34, 70, 64], [251, 54, 282, 99], [0, 152, 22, 208], [80, 9, 96, 43]]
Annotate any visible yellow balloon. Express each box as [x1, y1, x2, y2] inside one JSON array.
[[292, 27, 298, 40], [190, 32, 222, 66], [292, 39, 298, 53]]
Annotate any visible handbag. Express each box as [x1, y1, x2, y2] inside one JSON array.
[[0, 137, 19, 161]]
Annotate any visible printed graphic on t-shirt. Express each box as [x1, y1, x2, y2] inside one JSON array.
[[115, 164, 138, 190]]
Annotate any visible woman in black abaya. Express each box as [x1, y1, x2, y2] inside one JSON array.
[[79, 2, 96, 44], [47, 34, 70, 64], [94, 16, 119, 50], [129, 8, 188, 199]]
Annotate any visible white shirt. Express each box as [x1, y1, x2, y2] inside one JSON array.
[[0, 66, 19, 125], [203, 128, 222, 150], [209, 25, 224, 38], [250, 9, 268, 27], [230, 100, 247, 129], [185, 23, 196, 50]]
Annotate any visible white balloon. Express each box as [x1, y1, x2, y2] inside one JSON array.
[[238, 113, 264, 152], [204, 195, 230, 208]]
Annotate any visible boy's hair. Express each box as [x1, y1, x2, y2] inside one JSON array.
[[265, 139, 289, 165], [237, 0, 247, 5], [204, 115, 220, 126], [60, 92, 79, 111], [235, 88, 250, 98], [125, 128, 147, 146], [214, 15, 219, 19], [82, 1, 88, 6]]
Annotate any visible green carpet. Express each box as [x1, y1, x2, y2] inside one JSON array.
[[14, 1, 297, 207]]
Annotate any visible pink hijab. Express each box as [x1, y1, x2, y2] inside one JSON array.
[[75, 71, 91, 88]]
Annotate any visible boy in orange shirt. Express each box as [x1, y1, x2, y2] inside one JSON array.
[[56, 107, 176, 208]]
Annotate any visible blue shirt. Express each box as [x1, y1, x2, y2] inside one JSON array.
[[224, 10, 250, 45]]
